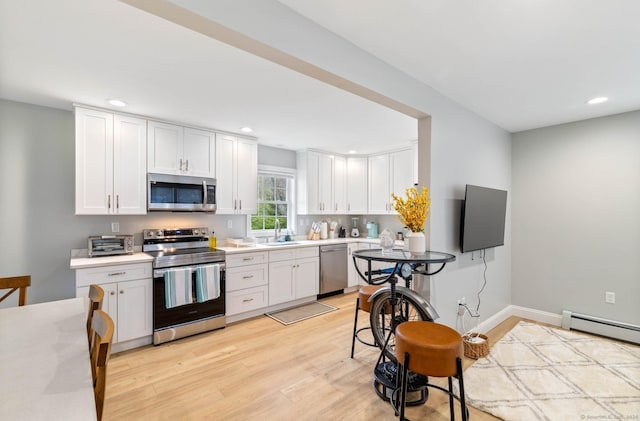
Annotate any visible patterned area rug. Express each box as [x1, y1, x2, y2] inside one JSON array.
[[266, 302, 337, 325], [462, 321, 640, 420]]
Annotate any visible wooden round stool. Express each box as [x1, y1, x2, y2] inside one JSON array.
[[350, 285, 383, 358], [394, 321, 468, 420]]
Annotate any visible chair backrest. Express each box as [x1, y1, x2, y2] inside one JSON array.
[[87, 284, 105, 347], [0, 275, 31, 306], [90, 309, 114, 421]]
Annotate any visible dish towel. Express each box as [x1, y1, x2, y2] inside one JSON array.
[[164, 267, 193, 308], [195, 264, 221, 303]]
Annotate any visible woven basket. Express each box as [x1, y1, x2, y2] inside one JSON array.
[[463, 334, 489, 359]]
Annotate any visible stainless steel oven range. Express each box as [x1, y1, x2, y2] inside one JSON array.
[[143, 227, 225, 345]]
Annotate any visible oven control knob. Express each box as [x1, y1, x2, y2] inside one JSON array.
[[156, 230, 163, 237], [193, 229, 199, 235]]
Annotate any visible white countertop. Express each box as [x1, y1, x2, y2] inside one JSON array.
[[0, 297, 97, 420], [70, 252, 154, 269], [69, 238, 401, 267]]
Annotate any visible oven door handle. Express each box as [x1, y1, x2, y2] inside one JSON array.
[[154, 263, 226, 278]]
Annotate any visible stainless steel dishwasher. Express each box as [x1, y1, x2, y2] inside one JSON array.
[[319, 243, 348, 294]]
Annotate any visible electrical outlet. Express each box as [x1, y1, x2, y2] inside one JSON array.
[[605, 291, 615, 304], [227, 220, 232, 229], [111, 222, 119, 233], [457, 304, 466, 316]]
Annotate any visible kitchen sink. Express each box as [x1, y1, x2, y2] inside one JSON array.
[[262, 242, 300, 247]]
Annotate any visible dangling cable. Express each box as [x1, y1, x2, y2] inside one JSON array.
[[475, 249, 488, 314]]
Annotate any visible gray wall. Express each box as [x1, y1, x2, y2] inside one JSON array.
[[258, 144, 296, 168], [512, 110, 640, 325], [0, 99, 246, 307]]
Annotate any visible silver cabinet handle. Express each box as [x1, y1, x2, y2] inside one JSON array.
[[242, 257, 254, 261], [110, 291, 115, 296], [116, 195, 119, 209], [239, 200, 242, 211], [242, 275, 254, 279], [185, 159, 189, 171], [119, 290, 124, 294], [179, 158, 183, 171], [242, 298, 254, 303], [108, 195, 111, 209], [108, 271, 126, 276]]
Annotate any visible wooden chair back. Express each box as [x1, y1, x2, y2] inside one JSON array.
[[0, 275, 31, 306], [90, 309, 114, 421], [87, 284, 105, 347]]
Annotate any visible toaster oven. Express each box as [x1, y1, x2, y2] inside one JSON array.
[[88, 235, 134, 257]]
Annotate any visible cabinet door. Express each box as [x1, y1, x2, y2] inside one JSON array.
[[317, 153, 333, 213], [333, 155, 347, 213], [235, 137, 258, 214], [117, 278, 153, 343], [183, 128, 215, 177], [347, 157, 368, 214], [390, 148, 414, 202], [113, 115, 147, 215], [368, 154, 390, 214], [75, 107, 113, 215], [148, 121, 182, 175], [295, 257, 319, 298], [215, 134, 236, 214], [100, 283, 120, 343], [268, 260, 295, 305]]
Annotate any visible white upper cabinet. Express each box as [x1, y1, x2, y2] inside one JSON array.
[[75, 107, 147, 215], [215, 134, 258, 214], [368, 148, 414, 214], [147, 121, 215, 178], [297, 150, 346, 214], [346, 156, 367, 214]]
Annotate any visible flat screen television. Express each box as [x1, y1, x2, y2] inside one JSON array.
[[460, 184, 508, 253]]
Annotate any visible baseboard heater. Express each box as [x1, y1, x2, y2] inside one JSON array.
[[561, 310, 640, 345]]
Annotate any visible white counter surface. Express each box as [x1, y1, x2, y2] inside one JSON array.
[[70, 252, 154, 269], [69, 238, 399, 266], [0, 297, 96, 420]]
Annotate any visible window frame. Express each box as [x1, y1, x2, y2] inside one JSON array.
[[247, 165, 296, 238]]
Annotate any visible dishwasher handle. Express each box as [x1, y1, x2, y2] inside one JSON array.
[[320, 245, 347, 252]]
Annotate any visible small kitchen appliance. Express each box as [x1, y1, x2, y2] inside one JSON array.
[[366, 221, 379, 239], [350, 217, 360, 238], [88, 235, 134, 257]]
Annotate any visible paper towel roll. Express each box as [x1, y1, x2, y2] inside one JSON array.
[[320, 221, 328, 239]]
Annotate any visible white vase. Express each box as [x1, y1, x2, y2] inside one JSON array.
[[406, 231, 426, 254]]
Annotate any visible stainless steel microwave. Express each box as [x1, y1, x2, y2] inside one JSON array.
[[148, 173, 216, 212]]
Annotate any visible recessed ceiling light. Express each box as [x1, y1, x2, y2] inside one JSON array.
[[348, 150, 357, 154], [107, 99, 127, 107], [587, 97, 608, 105], [240, 127, 253, 133]]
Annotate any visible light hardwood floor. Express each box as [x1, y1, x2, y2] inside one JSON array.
[[105, 292, 524, 420]]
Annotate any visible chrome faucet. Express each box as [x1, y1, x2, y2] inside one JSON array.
[[274, 218, 281, 242]]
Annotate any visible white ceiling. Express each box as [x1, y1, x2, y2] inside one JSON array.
[[279, 0, 640, 132], [2, 1, 639, 155]]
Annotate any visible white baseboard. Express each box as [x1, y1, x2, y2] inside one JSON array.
[[475, 305, 563, 334]]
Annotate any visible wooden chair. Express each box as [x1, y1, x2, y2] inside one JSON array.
[[0, 275, 31, 306], [87, 284, 105, 347], [90, 309, 114, 421]]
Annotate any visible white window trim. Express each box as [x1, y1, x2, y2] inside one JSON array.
[[247, 165, 296, 238]]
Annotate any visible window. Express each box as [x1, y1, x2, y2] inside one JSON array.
[[249, 166, 295, 235]]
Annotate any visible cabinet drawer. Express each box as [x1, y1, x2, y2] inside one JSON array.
[[76, 263, 151, 287], [269, 249, 296, 262], [296, 246, 318, 259], [226, 286, 268, 315], [226, 251, 269, 268], [226, 264, 268, 291]]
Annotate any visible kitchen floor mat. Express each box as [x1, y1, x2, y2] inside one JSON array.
[[266, 302, 338, 325]]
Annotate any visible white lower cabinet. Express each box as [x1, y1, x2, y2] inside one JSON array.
[[75, 263, 152, 345], [268, 247, 319, 305], [225, 251, 269, 316]]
